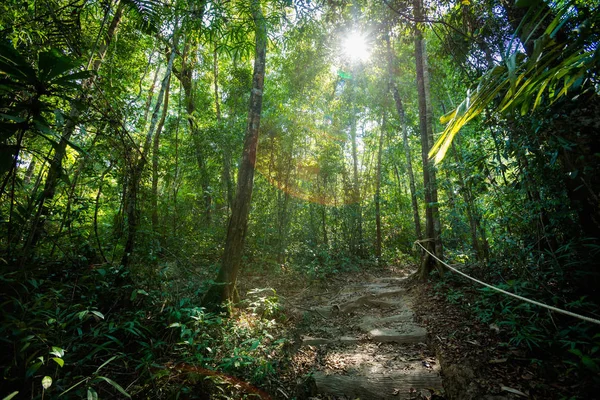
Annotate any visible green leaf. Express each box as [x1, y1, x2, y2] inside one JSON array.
[[569, 348, 583, 357], [42, 376, 53, 389], [51, 346, 65, 357], [0, 113, 26, 123], [337, 70, 352, 80], [0, 41, 37, 82], [51, 357, 64, 367], [2, 392, 19, 400], [87, 387, 98, 400], [59, 378, 87, 396], [91, 310, 105, 320], [96, 376, 131, 398], [38, 50, 79, 82], [581, 356, 600, 372], [26, 362, 42, 378], [95, 355, 117, 374]]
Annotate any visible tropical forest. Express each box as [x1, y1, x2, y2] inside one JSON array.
[[0, 0, 598, 398]]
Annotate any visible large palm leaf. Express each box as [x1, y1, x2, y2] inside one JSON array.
[[430, 0, 599, 164]]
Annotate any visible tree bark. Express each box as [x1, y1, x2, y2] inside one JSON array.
[[204, 0, 267, 307], [213, 45, 234, 213], [152, 74, 171, 232], [386, 32, 422, 241], [121, 47, 176, 266], [414, 0, 443, 278], [375, 112, 386, 259], [174, 39, 212, 225], [390, 84, 422, 241], [349, 90, 363, 256]]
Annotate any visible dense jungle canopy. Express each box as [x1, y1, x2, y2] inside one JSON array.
[[0, 0, 599, 398]]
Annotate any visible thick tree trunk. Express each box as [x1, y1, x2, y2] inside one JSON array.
[[204, 0, 267, 307], [414, 0, 443, 279]]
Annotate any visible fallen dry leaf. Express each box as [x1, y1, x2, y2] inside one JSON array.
[[501, 385, 528, 397]]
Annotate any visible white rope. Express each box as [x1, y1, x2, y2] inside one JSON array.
[[414, 241, 600, 326]]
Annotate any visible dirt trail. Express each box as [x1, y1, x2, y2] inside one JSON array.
[[288, 272, 444, 399]]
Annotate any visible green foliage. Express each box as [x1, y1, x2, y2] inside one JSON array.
[[0, 261, 287, 399], [431, 0, 599, 163], [0, 41, 89, 166]]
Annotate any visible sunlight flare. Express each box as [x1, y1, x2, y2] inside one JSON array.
[[342, 31, 370, 63]]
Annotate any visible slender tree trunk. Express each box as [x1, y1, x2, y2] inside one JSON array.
[[423, 38, 444, 267], [143, 65, 161, 127], [172, 89, 182, 237], [204, 0, 267, 306], [213, 45, 234, 213], [386, 32, 422, 241], [175, 41, 212, 225], [94, 165, 112, 263], [24, 159, 36, 185], [414, 0, 443, 278], [121, 47, 176, 266], [152, 75, 171, 232], [375, 112, 386, 259], [350, 104, 363, 256], [450, 142, 488, 262], [390, 84, 422, 241]]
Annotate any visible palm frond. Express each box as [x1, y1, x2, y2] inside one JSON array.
[[430, 0, 599, 164]]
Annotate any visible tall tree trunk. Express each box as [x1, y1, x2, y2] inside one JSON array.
[[423, 40, 444, 268], [94, 165, 112, 263], [152, 75, 171, 233], [175, 40, 212, 225], [375, 112, 386, 259], [24, 159, 36, 185], [213, 45, 234, 213], [386, 32, 422, 241], [350, 100, 363, 256], [122, 47, 176, 266], [204, 0, 267, 306], [414, 0, 443, 278], [450, 142, 488, 262], [390, 84, 422, 241]]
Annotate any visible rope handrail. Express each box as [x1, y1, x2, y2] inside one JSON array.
[[414, 241, 600, 326]]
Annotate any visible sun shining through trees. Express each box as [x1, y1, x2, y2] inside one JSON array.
[[254, 30, 373, 207], [342, 30, 371, 64], [3, 0, 600, 397]]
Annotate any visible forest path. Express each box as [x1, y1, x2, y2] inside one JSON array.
[[287, 271, 444, 399]]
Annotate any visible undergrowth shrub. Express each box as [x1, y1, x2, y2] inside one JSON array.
[[431, 251, 600, 398], [0, 261, 288, 399]]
